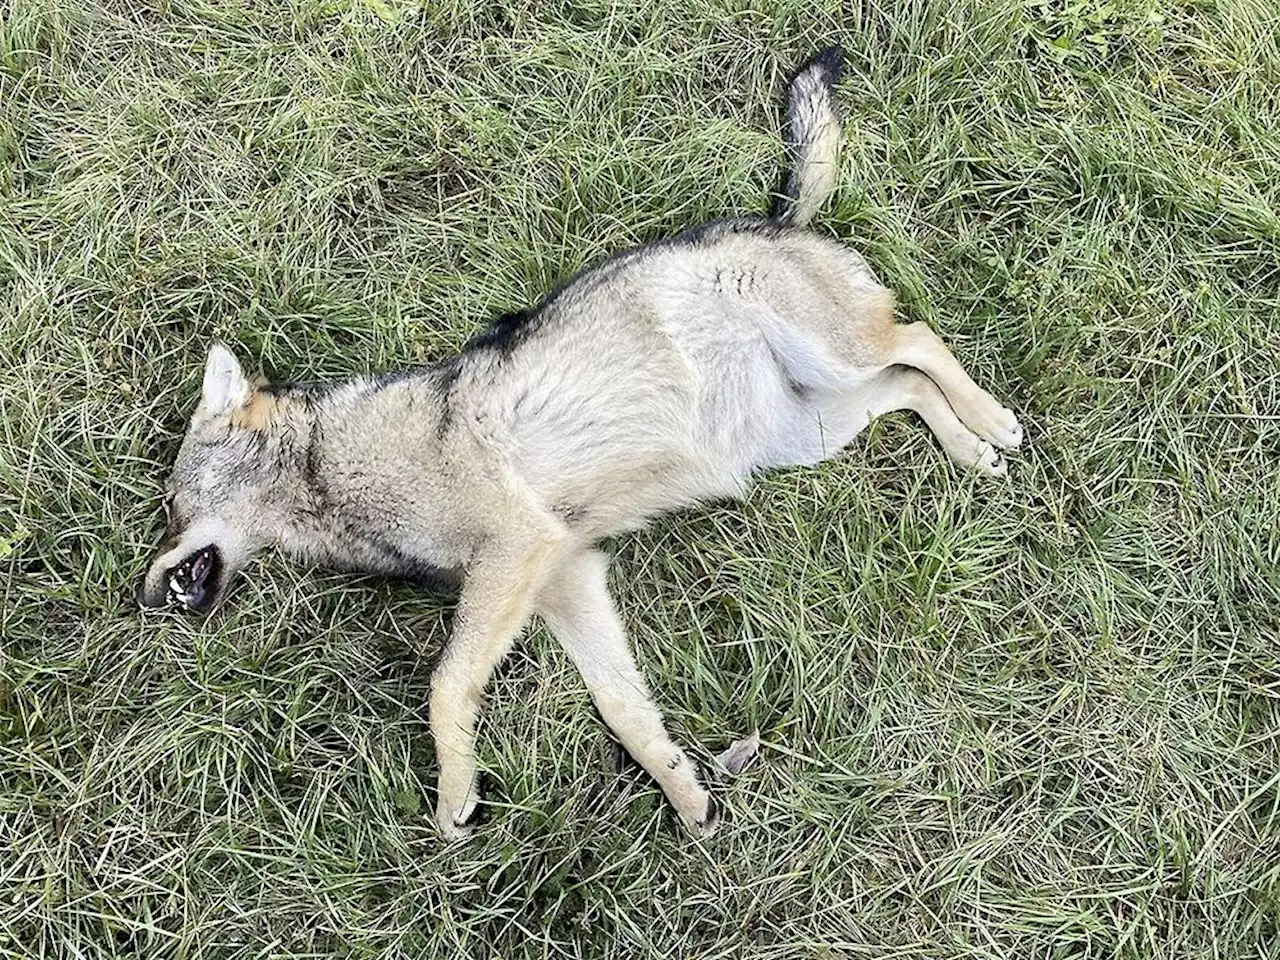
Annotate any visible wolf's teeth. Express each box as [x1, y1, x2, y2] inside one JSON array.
[[169, 577, 183, 593]]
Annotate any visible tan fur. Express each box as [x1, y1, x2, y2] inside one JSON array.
[[228, 389, 281, 431]]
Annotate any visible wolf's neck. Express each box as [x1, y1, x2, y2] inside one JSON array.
[[279, 364, 462, 578], [309, 365, 454, 452]]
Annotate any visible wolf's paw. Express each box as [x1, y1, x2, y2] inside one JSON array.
[[965, 402, 1023, 450], [436, 785, 481, 841], [678, 792, 720, 840], [987, 406, 1023, 449], [972, 440, 1008, 477]]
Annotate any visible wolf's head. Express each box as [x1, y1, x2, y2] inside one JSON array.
[[137, 344, 306, 615]]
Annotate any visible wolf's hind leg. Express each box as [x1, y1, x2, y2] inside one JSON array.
[[430, 529, 566, 839], [864, 366, 1009, 476], [882, 322, 1023, 450], [537, 550, 717, 839]]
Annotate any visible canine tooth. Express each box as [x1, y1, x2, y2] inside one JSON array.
[[169, 577, 183, 593]]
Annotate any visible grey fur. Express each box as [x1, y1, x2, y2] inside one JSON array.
[[138, 50, 1023, 839], [773, 45, 845, 227]]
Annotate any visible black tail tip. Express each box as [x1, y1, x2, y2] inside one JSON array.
[[796, 44, 844, 86]]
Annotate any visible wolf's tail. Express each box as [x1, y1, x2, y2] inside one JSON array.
[[770, 45, 844, 228]]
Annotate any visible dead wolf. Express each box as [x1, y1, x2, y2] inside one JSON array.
[[138, 46, 1023, 839]]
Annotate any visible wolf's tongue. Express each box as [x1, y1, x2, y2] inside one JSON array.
[[189, 552, 209, 583], [190, 549, 211, 586]]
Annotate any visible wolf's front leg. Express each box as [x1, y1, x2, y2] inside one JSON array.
[[430, 531, 565, 839], [537, 550, 718, 839]]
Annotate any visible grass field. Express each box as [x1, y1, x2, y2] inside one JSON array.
[[3, 0, 1280, 956]]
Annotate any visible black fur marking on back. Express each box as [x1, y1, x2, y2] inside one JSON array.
[[463, 309, 535, 355], [435, 356, 463, 391], [364, 368, 420, 394], [434, 356, 463, 438]]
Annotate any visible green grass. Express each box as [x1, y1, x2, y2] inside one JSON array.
[[2, 0, 1279, 955]]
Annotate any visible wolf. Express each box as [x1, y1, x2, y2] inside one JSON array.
[[138, 46, 1023, 839]]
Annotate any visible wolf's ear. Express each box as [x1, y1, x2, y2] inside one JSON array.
[[198, 343, 251, 418]]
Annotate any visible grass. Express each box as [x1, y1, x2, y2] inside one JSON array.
[[2, 0, 1279, 955]]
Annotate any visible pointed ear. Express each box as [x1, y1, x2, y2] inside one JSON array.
[[198, 343, 251, 418]]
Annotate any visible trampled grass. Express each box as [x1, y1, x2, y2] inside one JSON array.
[[2, 0, 1279, 956]]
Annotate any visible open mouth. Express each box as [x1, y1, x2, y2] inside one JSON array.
[[165, 545, 222, 613]]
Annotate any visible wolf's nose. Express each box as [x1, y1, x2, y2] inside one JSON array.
[[136, 578, 166, 611]]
